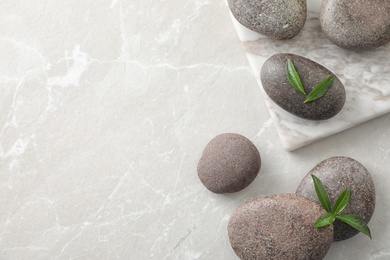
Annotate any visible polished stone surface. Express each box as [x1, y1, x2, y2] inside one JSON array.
[[0, 0, 389, 259]]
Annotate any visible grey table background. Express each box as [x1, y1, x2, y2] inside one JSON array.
[[0, 0, 389, 259]]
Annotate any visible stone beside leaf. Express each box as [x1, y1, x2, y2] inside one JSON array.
[[296, 156, 375, 241], [311, 175, 372, 239], [286, 59, 334, 103], [261, 53, 346, 120]]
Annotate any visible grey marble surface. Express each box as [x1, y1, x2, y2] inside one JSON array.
[[234, 10, 390, 150], [0, 0, 389, 259]]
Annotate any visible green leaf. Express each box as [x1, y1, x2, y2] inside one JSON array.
[[304, 76, 334, 103], [333, 188, 350, 215], [314, 212, 336, 228], [286, 59, 306, 95], [336, 214, 372, 239], [311, 175, 332, 212]]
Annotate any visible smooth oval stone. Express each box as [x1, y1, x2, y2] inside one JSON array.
[[296, 156, 376, 241], [228, 0, 307, 40], [197, 133, 261, 193], [228, 194, 333, 260], [261, 53, 346, 120], [320, 0, 390, 50]]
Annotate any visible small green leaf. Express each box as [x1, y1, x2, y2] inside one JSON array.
[[336, 214, 372, 239], [311, 175, 332, 213], [286, 59, 306, 95], [333, 188, 350, 215], [304, 76, 334, 103], [314, 212, 336, 228]]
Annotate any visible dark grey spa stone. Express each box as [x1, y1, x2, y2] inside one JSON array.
[[320, 0, 390, 50], [260, 53, 346, 120], [228, 0, 307, 40], [228, 194, 333, 260], [197, 133, 261, 193], [296, 156, 376, 241]]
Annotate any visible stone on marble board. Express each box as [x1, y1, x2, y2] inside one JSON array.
[[228, 194, 333, 260], [260, 53, 346, 121], [234, 10, 390, 150], [296, 156, 376, 241], [320, 0, 390, 50], [197, 133, 261, 193], [227, 0, 307, 40]]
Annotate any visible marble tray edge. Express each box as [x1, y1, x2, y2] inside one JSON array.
[[226, 6, 390, 151]]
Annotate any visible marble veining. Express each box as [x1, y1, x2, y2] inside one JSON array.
[[0, 0, 389, 260]]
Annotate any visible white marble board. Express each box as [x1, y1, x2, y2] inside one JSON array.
[[228, 1, 390, 150]]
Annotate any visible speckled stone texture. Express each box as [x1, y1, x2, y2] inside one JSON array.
[[320, 0, 390, 50], [197, 133, 261, 193], [227, 0, 307, 40], [296, 156, 376, 241], [260, 53, 346, 120], [228, 194, 333, 260]]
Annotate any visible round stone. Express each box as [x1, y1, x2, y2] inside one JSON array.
[[228, 194, 333, 260], [296, 156, 376, 241], [260, 53, 346, 120], [228, 0, 307, 40], [197, 133, 261, 193], [320, 0, 390, 50]]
